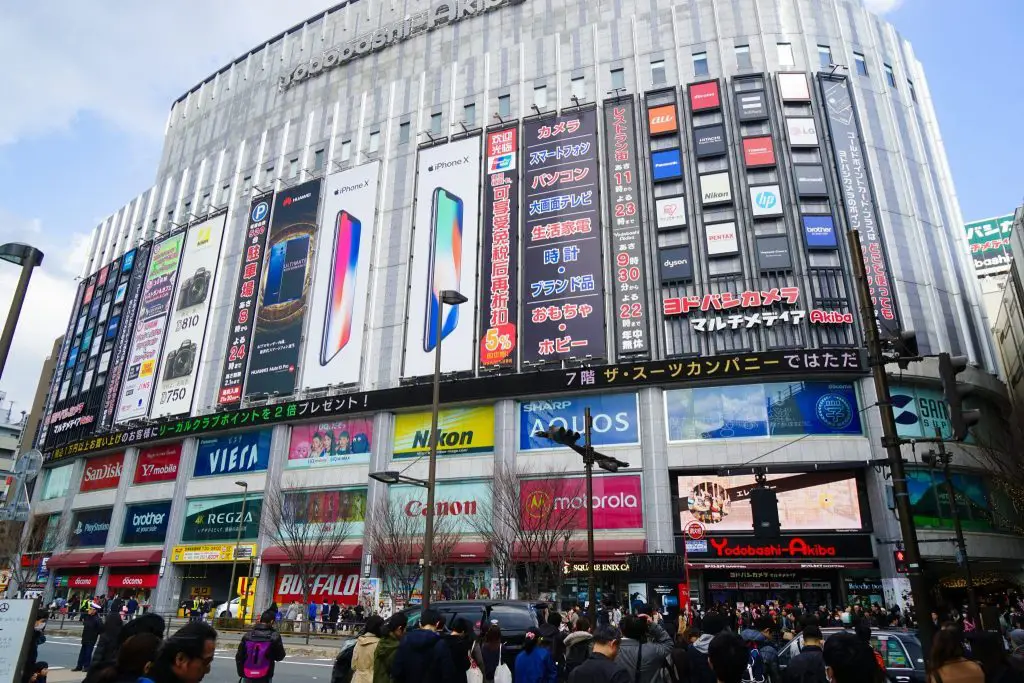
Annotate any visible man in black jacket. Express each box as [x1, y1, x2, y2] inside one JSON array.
[[688, 612, 728, 683], [568, 625, 629, 683], [73, 602, 103, 671], [782, 624, 826, 683], [391, 609, 455, 683], [236, 610, 287, 682]]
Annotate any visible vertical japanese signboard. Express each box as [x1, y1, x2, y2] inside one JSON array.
[[218, 193, 273, 406], [245, 179, 323, 399], [39, 281, 86, 447], [603, 99, 649, 356], [115, 231, 186, 424], [819, 75, 900, 338], [522, 109, 606, 363], [479, 127, 520, 368], [964, 214, 1014, 277]]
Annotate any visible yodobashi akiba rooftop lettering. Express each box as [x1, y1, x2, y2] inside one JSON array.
[[279, 0, 527, 90]]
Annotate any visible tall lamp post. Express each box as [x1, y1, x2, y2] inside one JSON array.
[[225, 481, 249, 619], [0, 243, 44, 380]]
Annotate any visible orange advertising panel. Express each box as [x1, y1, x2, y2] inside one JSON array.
[[648, 105, 678, 135]]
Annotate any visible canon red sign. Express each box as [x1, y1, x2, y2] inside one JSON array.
[[134, 444, 182, 484], [80, 452, 125, 492]]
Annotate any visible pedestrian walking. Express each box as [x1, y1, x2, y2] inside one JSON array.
[[92, 607, 126, 666], [782, 623, 827, 683], [472, 624, 506, 683], [822, 632, 885, 683], [514, 628, 557, 683], [74, 602, 104, 672], [322, 602, 331, 633], [140, 622, 218, 683], [373, 613, 408, 683], [391, 609, 455, 683], [236, 610, 286, 683], [567, 625, 628, 683], [307, 601, 319, 630], [126, 597, 139, 620], [351, 615, 385, 683], [707, 632, 749, 683], [329, 602, 340, 634]]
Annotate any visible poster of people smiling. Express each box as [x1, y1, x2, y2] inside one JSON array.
[[288, 417, 373, 468]]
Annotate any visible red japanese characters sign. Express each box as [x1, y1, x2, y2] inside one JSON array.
[[480, 127, 520, 368]]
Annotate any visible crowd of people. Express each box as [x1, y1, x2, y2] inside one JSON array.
[[49, 594, 148, 621]]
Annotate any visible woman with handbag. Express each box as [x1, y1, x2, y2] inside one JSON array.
[[472, 625, 506, 683]]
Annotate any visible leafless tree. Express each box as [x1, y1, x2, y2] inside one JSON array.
[[0, 514, 65, 595], [262, 487, 362, 640], [946, 419, 1024, 534], [365, 494, 460, 606]]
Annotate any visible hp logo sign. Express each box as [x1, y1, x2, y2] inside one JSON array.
[[251, 202, 270, 222], [755, 191, 777, 209]]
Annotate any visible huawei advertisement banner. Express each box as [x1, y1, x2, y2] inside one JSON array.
[[404, 137, 482, 377], [218, 193, 274, 406], [819, 76, 900, 337], [287, 417, 373, 468], [302, 163, 379, 389], [522, 110, 606, 363], [518, 393, 640, 450], [245, 179, 323, 398], [655, 197, 687, 230], [603, 99, 650, 356], [479, 127, 520, 368], [115, 231, 186, 424], [194, 429, 272, 477], [133, 444, 182, 484], [182, 495, 262, 542], [675, 471, 862, 532], [393, 406, 494, 458], [152, 212, 228, 418], [520, 474, 643, 530], [80, 452, 124, 492]]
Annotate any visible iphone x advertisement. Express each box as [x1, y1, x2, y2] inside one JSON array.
[[403, 137, 481, 378], [245, 178, 323, 399], [302, 161, 380, 390]]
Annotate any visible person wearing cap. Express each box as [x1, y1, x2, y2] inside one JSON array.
[[73, 601, 104, 671]]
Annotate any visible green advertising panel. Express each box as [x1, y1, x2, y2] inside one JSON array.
[[964, 214, 1014, 276], [182, 495, 263, 542]]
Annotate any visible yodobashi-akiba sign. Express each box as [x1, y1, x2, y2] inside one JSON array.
[[134, 444, 182, 484], [680, 534, 875, 560], [80, 452, 125, 492], [520, 474, 643, 530], [662, 287, 854, 332], [274, 571, 360, 606], [279, 0, 526, 90]]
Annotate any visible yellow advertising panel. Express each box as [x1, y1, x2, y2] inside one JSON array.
[[170, 543, 258, 563], [393, 406, 494, 458]]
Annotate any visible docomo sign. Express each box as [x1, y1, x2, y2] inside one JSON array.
[[68, 575, 98, 588], [107, 573, 159, 589], [519, 475, 643, 530], [274, 571, 360, 605], [80, 452, 125, 492], [134, 444, 181, 484]]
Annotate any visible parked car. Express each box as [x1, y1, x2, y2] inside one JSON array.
[[216, 597, 242, 618], [777, 627, 925, 683], [397, 600, 545, 665]]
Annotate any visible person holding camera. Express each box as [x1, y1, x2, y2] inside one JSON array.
[[615, 613, 673, 683]]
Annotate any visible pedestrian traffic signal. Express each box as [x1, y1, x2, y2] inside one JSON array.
[[893, 548, 909, 574], [937, 353, 981, 441], [534, 425, 581, 446]]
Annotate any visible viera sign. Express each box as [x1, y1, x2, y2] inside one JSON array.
[[279, 0, 526, 91]]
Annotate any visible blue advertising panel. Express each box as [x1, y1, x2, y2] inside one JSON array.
[[121, 500, 172, 545], [194, 429, 273, 477], [651, 149, 683, 182], [802, 215, 838, 249], [665, 381, 861, 441], [70, 507, 113, 548], [519, 393, 640, 450]]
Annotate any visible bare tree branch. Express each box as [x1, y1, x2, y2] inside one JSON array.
[[0, 514, 66, 593]]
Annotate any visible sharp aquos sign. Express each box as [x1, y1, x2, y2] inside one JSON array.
[[519, 475, 643, 530], [80, 452, 125, 492]]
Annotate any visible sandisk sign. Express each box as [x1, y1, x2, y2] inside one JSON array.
[[134, 444, 182, 484], [274, 571, 359, 605], [80, 452, 125, 492]]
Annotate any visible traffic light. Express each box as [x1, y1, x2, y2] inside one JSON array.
[[535, 424, 581, 446], [894, 331, 919, 370], [750, 488, 781, 539], [893, 548, 909, 574], [937, 353, 981, 441]]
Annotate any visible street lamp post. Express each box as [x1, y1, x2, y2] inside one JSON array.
[[0, 243, 44, 380], [225, 481, 249, 620]]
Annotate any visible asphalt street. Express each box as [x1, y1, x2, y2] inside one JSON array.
[[39, 634, 341, 683]]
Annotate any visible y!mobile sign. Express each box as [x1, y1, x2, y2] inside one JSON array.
[[218, 193, 273, 406], [134, 444, 182, 484], [302, 162, 380, 389], [522, 109, 606, 363], [520, 474, 643, 530], [115, 230, 186, 424], [152, 212, 228, 418], [479, 127, 520, 368], [404, 137, 482, 378], [819, 75, 900, 337], [604, 99, 649, 356]]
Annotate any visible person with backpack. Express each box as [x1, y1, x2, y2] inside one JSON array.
[[567, 625, 628, 683], [373, 613, 408, 683], [615, 614, 674, 683], [782, 623, 826, 683], [236, 609, 286, 683], [740, 616, 781, 683], [562, 618, 594, 681], [690, 612, 728, 683], [709, 632, 750, 683]]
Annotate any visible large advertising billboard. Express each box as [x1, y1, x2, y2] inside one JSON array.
[[182, 495, 262, 542], [404, 137, 482, 378], [193, 429, 273, 477], [518, 393, 640, 450], [819, 75, 900, 337], [388, 480, 490, 533], [80, 452, 124, 492], [604, 99, 650, 357], [152, 212, 228, 418], [133, 444, 182, 484], [39, 280, 86, 447], [393, 406, 494, 458], [479, 127, 520, 369], [274, 570, 361, 605], [522, 109, 606, 363], [280, 488, 367, 539], [70, 507, 113, 548], [287, 417, 373, 468], [115, 231, 186, 423], [520, 474, 643, 530], [964, 214, 1014, 277], [674, 471, 863, 532], [218, 193, 274, 406], [121, 501, 172, 545], [245, 179, 324, 398], [302, 163, 380, 390]]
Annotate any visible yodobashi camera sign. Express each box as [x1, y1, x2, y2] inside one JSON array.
[[518, 393, 640, 450], [152, 212, 228, 419]]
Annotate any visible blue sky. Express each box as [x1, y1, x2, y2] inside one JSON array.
[[0, 0, 1020, 415]]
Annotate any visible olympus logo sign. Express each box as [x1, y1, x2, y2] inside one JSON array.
[[280, 0, 526, 91]]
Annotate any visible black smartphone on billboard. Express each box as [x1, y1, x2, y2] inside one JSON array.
[[423, 188, 464, 352], [263, 241, 287, 305], [278, 235, 310, 304]]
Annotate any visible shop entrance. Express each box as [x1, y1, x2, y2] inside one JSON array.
[[703, 571, 840, 611], [178, 563, 250, 610]]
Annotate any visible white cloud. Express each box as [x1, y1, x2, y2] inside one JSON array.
[[862, 0, 905, 13]]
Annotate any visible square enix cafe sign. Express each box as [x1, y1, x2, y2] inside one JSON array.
[[280, 0, 526, 91]]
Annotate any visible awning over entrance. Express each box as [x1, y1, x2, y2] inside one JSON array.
[[261, 543, 364, 564], [48, 551, 104, 569], [513, 538, 646, 561], [101, 548, 163, 566]]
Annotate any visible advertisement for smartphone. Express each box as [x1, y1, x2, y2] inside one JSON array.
[[152, 211, 227, 418], [403, 136, 482, 378], [302, 161, 380, 390], [245, 179, 323, 399], [115, 230, 187, 424]]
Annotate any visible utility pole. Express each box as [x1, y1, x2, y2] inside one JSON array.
[[583, 408, 597, 626], [847, 230, 934, 649]]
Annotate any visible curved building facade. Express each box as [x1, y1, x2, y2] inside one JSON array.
[[29, 0, 1019, 614]]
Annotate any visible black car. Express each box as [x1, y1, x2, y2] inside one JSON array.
[[398, 600, 545, 663], [777, 627, 926, 683]]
